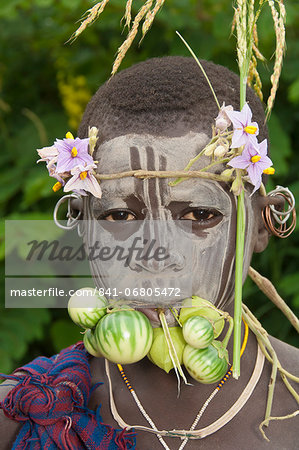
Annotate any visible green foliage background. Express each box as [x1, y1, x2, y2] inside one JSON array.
[[0, 0, 298, 374]]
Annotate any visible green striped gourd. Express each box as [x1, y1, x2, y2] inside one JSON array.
[[68, 287, 107, 329], [183, 342, 228, 384], [179, 296, 224, 338], [182, 316, 214, 349], [95, 310, 153, 364], [83, 328, 102, 357]]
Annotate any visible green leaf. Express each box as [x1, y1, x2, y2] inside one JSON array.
[[50, 319, 82, 353], [22, 171, 56, 207], [0, 308, 51, 372], [278, 273, 299, 297], [3, 214, 63, 260], [0, 348, 14, 374], [0, 0, 25, 19], [0, 322, 27, 360], [288, 78, 299, 104], [292, 294, 299, 309], [267, 113, 292, 176], [0, 168, 23, 206]]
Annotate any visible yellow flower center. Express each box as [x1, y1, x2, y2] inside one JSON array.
[[80, 171, 88, 180], [66, 131, 74, 139], [244, 125, 257, 134], [52, 182, 62, 192], [251, 155, 261, 163], [71, 147, 78, 157], [263, 167, 275, 175]]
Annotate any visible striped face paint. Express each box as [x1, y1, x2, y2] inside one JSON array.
[[84, 132, 258, 310]]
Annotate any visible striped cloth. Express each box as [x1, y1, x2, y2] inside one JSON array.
[[0, 342, 136, 449]]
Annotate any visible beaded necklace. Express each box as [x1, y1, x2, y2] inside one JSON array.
[[107, 320, 262, 450]]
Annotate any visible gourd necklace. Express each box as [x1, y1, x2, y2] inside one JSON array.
[[105, 321, 265, 449]]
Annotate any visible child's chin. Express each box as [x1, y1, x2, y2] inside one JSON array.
[[137, 307, 178, 328]]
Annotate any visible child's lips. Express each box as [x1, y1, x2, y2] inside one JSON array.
[[138, 307, 177, 327]]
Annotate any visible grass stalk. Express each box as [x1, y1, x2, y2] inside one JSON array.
[[233, 188, 245, 379], [159, 310, 190, 396], [176, 31, 220, 110], [242, 303, 299, 438]]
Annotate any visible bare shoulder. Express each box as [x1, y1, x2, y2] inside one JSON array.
[[0, 375, 23, 450], [269, 334, 299, 372]]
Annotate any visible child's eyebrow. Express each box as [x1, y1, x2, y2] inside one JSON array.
[[163, 181, 233, 211], [91, 196, 132, 211]]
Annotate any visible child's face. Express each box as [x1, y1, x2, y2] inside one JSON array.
[[84, 132, 263, 311]]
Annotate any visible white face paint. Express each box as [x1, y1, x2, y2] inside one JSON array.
[[83, 133, 258, 309]]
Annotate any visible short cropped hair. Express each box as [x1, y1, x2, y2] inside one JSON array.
[[79, 56, 268, 145]]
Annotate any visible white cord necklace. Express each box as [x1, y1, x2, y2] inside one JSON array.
[[105, 335, 265, 449]]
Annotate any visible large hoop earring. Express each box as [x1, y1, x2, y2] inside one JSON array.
[[262, 186, 296, 238], [53, 193, 82, 230]]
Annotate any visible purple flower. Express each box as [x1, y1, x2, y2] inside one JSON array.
[[63, 164, 102, 198], [48, 166, 69, 186], [215, 103, 233, 132], [228, 139, 273, 194], [226, 103, 259, 149], [48, 166, 70, 193], [55, 136, 93, 173], [37, 145, 58, 167]]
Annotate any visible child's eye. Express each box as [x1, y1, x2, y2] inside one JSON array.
[[180, 208, 221, 222], [102, 210, 137, 221]]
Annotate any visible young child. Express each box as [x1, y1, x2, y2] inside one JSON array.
[[1, 56, 298, 450]]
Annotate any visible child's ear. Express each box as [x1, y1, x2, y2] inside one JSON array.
[[253, 194, 284, 253]]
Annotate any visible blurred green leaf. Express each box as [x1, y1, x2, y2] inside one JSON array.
[[267, 113, 292, 176], [288, 77, 299, 104], [50, 319, 82, 353], [0, 308, 50, 373], [0, 0, 26, 19], [278, 273, 299, 297], [0, 168, 23, 206], [22, 171, 57, 208], [292, 294, 299, 309], [0, 348, 14, 374]]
